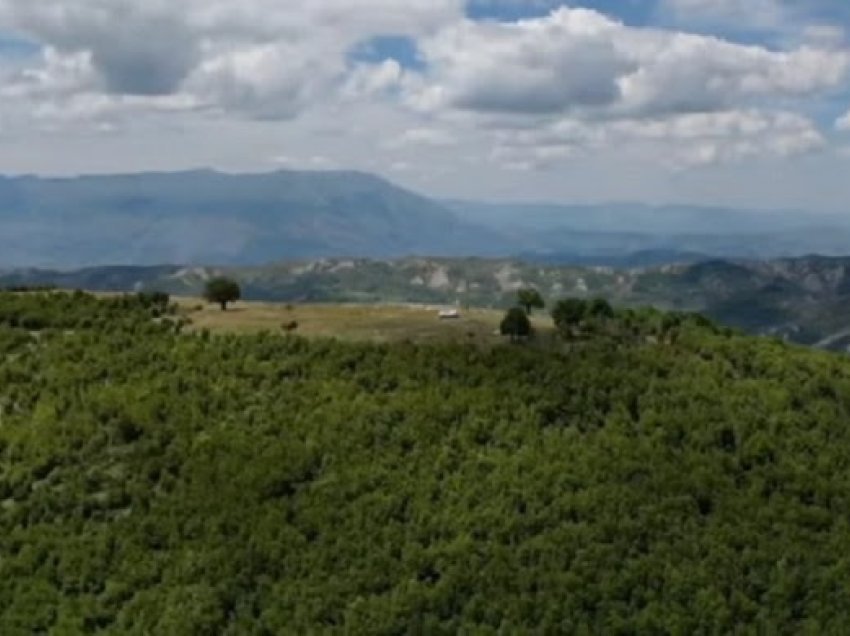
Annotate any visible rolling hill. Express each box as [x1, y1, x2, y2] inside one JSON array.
[[4, 291, 850, 632], [5, 255, 850, 350]]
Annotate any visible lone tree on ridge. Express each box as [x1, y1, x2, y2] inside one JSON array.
[[500, 307, 532, 343], [204, 277, 241, 311], [517, 288, 545, 315]]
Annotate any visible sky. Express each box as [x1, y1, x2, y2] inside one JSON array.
[[0, 0, 849, 211]]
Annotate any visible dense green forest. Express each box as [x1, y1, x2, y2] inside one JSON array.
[[3, 292, 850, 633]]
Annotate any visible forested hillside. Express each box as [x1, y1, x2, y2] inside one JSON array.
[[7, 254, 850, 349], [3, 292, 850, 633]]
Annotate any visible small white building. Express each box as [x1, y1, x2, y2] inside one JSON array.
[[438, 309, 461, 320]]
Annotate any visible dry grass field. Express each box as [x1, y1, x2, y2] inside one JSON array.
[[174, 298, 554, 345]]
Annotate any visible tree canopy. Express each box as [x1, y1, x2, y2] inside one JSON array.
[[203, 277, 241, 310], [500, 306, 532, 341], [517, 288, 545, 315], [2, 291, 850, 633]]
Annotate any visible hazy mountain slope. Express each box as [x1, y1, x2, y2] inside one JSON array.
[[447, 200, 846, 234], [6, 255, 850, 350], [2, 170, 849, 269], [449, 200, 850, 261], [0, 170, 511, 268]]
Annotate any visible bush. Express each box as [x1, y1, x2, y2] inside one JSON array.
[[500, 307, 532, 341]]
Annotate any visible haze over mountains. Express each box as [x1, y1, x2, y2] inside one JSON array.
[[6, 168, 850, 350], [0, 170, 503, 268], [1, 169, 849, 269]]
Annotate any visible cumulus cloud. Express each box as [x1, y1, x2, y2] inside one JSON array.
[[489, 109, 824, 170], [409, 7, 849, 118], [0, 2, 199, 95], [0, 0, 846, 176], [0, 0, 463, 118], [633, 110, 825, 167], [412, 9, 633, 115], [838, 111, 850, 132], [395, 6, 847, 171], [617, 37, 848, 116], [384, 127, 458, 149], [343, 60, 404, 99]]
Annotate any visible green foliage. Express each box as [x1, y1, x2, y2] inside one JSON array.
[[552, 297, 716, 345], [517, 288, 545, 315], [588, 297, 614, 319], [552, 297, 588, 329], [3, 294, 850, 633], [203, 278, 241, 311], [135, 291, 171, 310], [500, 307, 532, 341], [0, 291, 177, 332]]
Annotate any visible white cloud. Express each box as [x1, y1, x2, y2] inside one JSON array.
[[396, 7, 846, 172], [384, 127, 457, 149], [2, 2, 846, 137], [616, 37, 848, 116], [413, 10, 632, 115], [489, 109, 824, 170], [0, 0, 847, 207], [343, 60, 404, 99], [0, 0, 463, 119], [409, 8, 849, 119], [186, 42, 338, 120]]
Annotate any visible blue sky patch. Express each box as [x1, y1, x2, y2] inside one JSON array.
[[350, 36, 424, 71], [0, 33, 41, 59], [466, 1, 655, 27]]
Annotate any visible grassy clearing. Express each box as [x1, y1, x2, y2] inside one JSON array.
[[175, 298, 554, 345]]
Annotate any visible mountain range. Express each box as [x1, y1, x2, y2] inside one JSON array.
[[4, 168, 850, 349], [2, 169, 850, 268], [0, 170, 505, 268]]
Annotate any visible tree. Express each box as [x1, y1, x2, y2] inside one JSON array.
[[204, 277, 241, 311], [588, 298, 614, 319], [500, 307, 532, 342], [552, 299, 587, 330], [517, 289, 545, 316]]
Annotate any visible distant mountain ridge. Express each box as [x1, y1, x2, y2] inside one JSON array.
[[0, 169, 509, 268], [445, 200, 840, 234], [447, 200, 850, 262], [6, 254, 850, 351], [1, 169, 849, 268]]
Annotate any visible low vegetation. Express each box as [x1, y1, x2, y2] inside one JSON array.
[[2, 291, 850, 633]]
